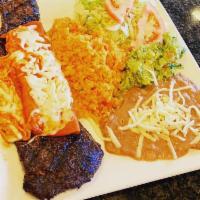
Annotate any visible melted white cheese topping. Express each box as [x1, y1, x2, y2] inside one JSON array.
[[12, 25, 73, 135]]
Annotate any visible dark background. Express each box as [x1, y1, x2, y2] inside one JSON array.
[[91, 0, 200, 199]]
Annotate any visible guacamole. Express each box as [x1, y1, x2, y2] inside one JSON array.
[[121, 33, 185, 90]]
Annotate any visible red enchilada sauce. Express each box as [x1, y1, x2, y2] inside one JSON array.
[[101, 75, 200, 161]]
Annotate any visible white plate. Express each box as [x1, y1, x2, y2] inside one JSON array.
[[0, 0, 200, 200]]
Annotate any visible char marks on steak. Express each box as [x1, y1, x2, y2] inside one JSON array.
[[15, 124, 104, 200], [0, 0, 40, 34]]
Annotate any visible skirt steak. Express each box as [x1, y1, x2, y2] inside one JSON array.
[[15, 124, 104, 200], [0, 0, 40, 34]]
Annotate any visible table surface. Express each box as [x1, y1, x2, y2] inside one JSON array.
[[91, 0, 200, 199]]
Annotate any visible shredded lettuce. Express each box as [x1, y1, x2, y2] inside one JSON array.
[[76, 0, 116, 30], [75, 0, 144, 48], [121, 33, 185, 90]]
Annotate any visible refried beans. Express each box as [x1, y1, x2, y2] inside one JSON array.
[[101, 75, 200, 161]]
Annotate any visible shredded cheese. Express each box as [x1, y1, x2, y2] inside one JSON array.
[[169, 79, 176, 104], [119, 110, 152, 131], [178, 91, 185, 105], [171, 130, 186, 142], [0, 78, 26, 142], [0, 80, 24, 122], [168, 139, 178, 159], [8, 25, 73, 135], [146, 69, 158, 86], [191, 135, 200, 145], [136, 135, 144, 158], [182, 120, 194, 136], [106, 126, 122, 148], [118, 80, 200, 159]]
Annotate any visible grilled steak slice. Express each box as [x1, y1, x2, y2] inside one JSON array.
[[0, 0, 40, 34], [15, 124, 104, 200], [0, 38, 6, 56], [0, 0, 26, 13]]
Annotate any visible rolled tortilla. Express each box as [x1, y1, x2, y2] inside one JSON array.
[[4, 21, 80, 136], [0, 73, 30, 142]]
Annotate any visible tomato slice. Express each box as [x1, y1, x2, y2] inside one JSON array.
[[135, 3, 166, 47], [52, 114, 80, 136], [105, 0, 134, 24], [144, 4, 166, 44]]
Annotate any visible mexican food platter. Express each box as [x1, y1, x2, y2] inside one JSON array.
[[0, 0, 199, 199]]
